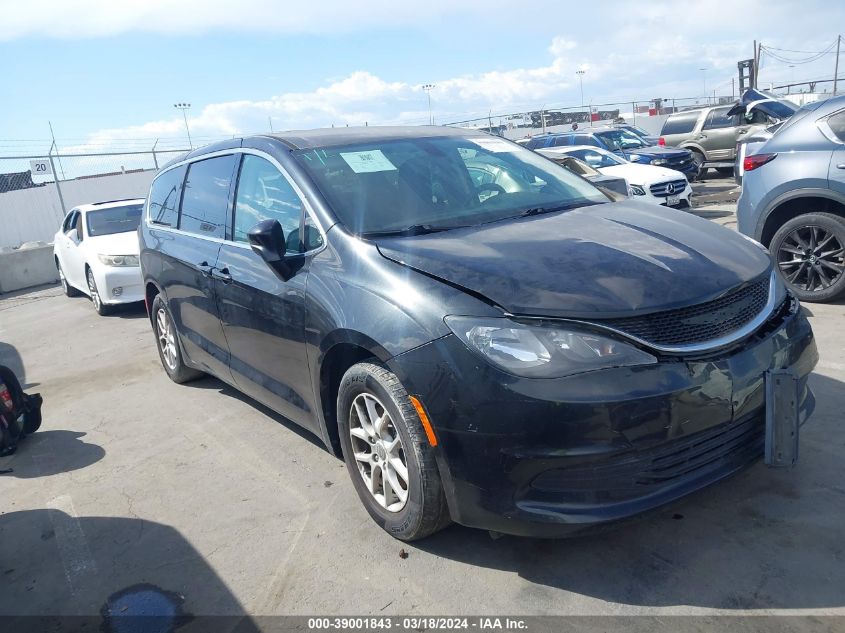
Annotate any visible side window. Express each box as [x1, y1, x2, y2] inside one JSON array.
[[574, 134, 598, 146], [661, 112, 699, 135], [148, 165, 186, 227], [702, 108, 735, 130], [827, 110, 845, 142], [62, 210, 77, 233], [551, 136, 569, 147], [233, 154, 304, 251], [180, 155, 237, 238]]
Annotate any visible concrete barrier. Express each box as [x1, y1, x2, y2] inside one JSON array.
[[0, 243, 59, 294]]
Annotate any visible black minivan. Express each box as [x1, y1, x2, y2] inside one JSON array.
[[140, 126, 818, 540]]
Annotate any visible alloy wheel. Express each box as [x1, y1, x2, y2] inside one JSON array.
[[59, 266, 68, 292], [348, 393, 409, 513], [777, 225, 845, 293], [87, 270, 101, 312], [156, 308, 178, 371]]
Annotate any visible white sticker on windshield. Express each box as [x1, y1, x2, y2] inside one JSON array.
[[340, 149, 397, 173], [470, 136, 519, 153]]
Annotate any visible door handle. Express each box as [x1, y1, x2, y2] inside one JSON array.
[[837, 164, 845, 170], [212, 267, 232, 283], [197, 261, 214, 276], [696, 134, 708, 140], [737, 129, 747, 135]]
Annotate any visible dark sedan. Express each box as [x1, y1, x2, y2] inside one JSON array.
[[139, 126, 817, 540]]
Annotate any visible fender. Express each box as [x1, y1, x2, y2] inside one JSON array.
[[679, 141, 707, 158], [755, 187, 845, 242]]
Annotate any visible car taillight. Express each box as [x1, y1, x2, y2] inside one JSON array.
[[0, 383, 13, 412], [658, 137, 666, 146], [743, 153, 777, 172]]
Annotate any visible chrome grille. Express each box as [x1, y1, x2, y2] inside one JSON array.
[[595, 276, 771, 348], [649, 179, 688, 197]]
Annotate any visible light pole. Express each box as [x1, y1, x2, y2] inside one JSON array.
[[699, 68, 707, 102], [576, 69, 586, 108], [422, 84, 435, 125], [173, 103, 193, 149]]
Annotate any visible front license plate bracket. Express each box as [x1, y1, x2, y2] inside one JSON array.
[[765, 370, 799, 467]]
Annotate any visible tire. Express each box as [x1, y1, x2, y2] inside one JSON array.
[[150, 295, 203, 384], [86, 267, 111, 316], [337, 361, 450, 541], [690, 150, 706, 181], [770, 212, 845, 303], [57, 260, 81, 297]]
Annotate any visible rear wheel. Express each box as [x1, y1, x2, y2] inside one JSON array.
[[771, 213, 845, 302], [338, 361, 450, 541], [151, 295, 203, 383], [57, 260, 80, 297], [87, 268, 111, 315]]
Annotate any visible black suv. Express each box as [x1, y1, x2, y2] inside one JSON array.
[[140, 127, 817, 540]]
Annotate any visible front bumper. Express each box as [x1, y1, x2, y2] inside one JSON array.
[[93, 265, 145, 305], [389, 298, 817, 537]]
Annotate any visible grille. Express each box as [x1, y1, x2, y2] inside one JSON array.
[[649, 178, 688, 197], [531, 413, 764, 496], [595, 276, 770, 348], [667, 157, 692, 168]]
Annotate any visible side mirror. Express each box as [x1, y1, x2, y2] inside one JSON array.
[[247, 219, 300, 281]]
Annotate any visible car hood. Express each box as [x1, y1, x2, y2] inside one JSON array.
[[85, 230, 140, 256], [726, 88, 798, 121], [374, 203, 771, 318], [620, 145, 689, 158], [598, 163, 686, 185]]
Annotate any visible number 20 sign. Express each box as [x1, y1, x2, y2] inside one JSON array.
[[30, 159, 52, 176]]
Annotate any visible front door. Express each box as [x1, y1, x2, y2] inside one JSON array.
[[214, 153, 320, 431], [165, 154, 238, 379]]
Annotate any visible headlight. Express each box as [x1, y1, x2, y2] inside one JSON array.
[[98, 254, 139, 267], [445, 316, 657, 378], [629, 185, 646, 196], [628, 154, 644, 162], [651, 158, 668, 166]]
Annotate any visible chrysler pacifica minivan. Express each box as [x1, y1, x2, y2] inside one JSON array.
[[140, 127, 817, 540]]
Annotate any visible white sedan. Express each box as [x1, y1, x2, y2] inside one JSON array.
[[538, 146, 692, 208], [53, 198, 145, 315]]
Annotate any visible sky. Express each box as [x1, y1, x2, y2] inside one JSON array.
[[1, 0, 844, 157]]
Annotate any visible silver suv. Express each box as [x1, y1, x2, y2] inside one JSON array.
[[661, 101, 779, 176], [737, 95, 845, 302]]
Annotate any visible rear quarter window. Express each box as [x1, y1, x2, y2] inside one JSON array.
[[827, 110, 845, 142], [661, 112, 700, 135], [148, 165, 187, 227], [179, 155, 238, 238]]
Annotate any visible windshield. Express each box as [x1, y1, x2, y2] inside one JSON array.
[[622, 125, 650, 138], [86, 204, 143, 237], [293, 136, 609, 235], [566, 148, 626, 168], [595, 129, 648, 151]]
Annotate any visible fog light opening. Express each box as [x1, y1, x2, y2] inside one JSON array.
[[112, 287, 123, 297]]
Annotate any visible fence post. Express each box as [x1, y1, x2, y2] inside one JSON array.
[[152, 139, 159, 170], [48, 143, 67, 221]]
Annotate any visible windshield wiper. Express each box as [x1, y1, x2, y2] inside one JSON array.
[[517, 201, 599, 217], [362, 223, 467, 238]]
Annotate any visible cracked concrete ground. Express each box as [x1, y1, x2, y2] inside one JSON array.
[[1, 202, 844, 623]]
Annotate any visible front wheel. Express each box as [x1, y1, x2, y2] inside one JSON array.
[[690, 150, 706, 181], [57, 260, 80, 297], [86, 268, 111, 315], [771, 213, 845, 302], [338, 361, 450, 541]]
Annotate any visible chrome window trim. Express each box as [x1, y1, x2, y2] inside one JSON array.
[[816, 107, 845, 146], [145, 147, 328, 256], [508, 271, 781, 354]]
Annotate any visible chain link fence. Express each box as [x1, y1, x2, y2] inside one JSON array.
[[0, 147, 188, 249]]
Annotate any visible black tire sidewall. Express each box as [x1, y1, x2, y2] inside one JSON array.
[[337, 364, 429, 540], [771, 213, 845, 303], [151, 295, 198, 383]]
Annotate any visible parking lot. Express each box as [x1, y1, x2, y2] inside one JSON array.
[[2, 177, 845, 623]]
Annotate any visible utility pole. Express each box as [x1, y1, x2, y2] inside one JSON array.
[[755, 41, 762, 89], [48, 141, 66, 218], [173, 103, 193, 149], [48, 121, 66, 180], [834, 35, 841, 96], [699, 68, 707, 101], [422, 84, 435, 125], [268, 116, 274, 133], [732, 77, 735, 99], [576, 69, 586, 107]]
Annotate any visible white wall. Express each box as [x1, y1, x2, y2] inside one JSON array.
[[0, 170, 156, 248]]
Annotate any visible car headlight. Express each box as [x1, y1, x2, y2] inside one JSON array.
[[98, 254, 139, 267], [651, 158, 668, 166], [628, 154, 645, 162], [445, 316, 657, 378], [629, 184, 646, 196]]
